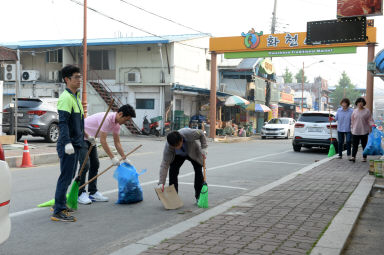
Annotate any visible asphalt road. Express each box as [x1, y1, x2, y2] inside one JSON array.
[[0, 137, 327, 255]]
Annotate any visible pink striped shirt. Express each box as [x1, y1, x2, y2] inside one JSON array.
[[351, 107, 374, 135], [84, 112, 120, 138]]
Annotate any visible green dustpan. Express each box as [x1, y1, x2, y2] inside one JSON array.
[[37, 180, 78, 209]]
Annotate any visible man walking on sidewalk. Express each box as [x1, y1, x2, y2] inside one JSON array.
[[158, 128, 207, 203], [51, 65, 84, 222], [335, 98, 353, 159], [77, 104, 136, 205]]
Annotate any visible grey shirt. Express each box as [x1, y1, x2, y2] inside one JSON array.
[[158, 128, 208, 185]]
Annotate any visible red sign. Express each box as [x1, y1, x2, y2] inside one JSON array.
[[337, 0, 383, 17], [280, 93, 294, 104]]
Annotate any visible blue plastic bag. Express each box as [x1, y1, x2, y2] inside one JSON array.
[[363, 127, 384, 156], [113, 163, 146, 204]]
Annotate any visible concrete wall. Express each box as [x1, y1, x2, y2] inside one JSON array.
[[20, 51, 62, 81], [173, 37, 210, 89]]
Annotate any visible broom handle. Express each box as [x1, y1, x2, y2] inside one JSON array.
[[77, 99, 115, 178], [79, 144, 142, 190], [203, 157, 207, 182]]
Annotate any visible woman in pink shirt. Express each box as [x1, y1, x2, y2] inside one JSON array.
[[350, 97, 374, 162]]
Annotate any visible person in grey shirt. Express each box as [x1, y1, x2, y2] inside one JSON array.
[[158, 128, 207, 202], [335, 98, 353, 159]]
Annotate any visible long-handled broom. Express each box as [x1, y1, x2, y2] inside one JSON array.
[[197, 157, 208, 208], [38, 100, 114, 209], [328, 106, 336, 157]]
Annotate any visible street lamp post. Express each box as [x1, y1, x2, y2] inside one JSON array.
[[301, 62, 304, 113]]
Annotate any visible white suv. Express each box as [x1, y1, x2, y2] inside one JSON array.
[[292, 111, 338, 152], [0, 160, 11, 244]]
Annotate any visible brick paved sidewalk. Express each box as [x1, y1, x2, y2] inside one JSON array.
[[139, 157, 371, 255]]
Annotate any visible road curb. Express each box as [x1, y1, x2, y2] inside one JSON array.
[[109, 155, 336, 255], [6, 147, 109, 168], [310, 174, 375, 255]]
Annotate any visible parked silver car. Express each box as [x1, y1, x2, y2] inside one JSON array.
[[0, 160, 11, 245], [3, 98, 59, 143]]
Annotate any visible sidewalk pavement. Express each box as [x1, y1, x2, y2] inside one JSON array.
[[342, 178, 384, 255], [114, 155, 376, 255]]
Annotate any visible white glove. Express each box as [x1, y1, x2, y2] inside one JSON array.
[[88, 136, 96, 146], [124, 158, 133, 165], [202, 148, 207, 158], [111, 157, 120, 166], [64, 143, 75, 155]]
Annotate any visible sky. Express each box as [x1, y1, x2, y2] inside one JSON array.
[[1, 0, 384, 90]]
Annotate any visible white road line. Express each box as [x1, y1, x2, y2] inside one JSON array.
[[253, 160, 308, 166], [178, 182, 248, 190], [10, 150, 291, 218], [10, 208, 45, 218]]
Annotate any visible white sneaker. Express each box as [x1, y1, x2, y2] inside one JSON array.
[[78, 192, 92, 205], [89, 191, 109, 202]]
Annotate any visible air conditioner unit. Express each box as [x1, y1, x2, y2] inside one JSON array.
[[125, 71, 141, 83], [4, 64, 16, 81], [22, 70, 40, 81], [48, 71, 59, 81], [219, 83, 226, 92]]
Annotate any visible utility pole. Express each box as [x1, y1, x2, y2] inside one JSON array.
[[301, 62, 304, 113], [271, 0, 277, 34], [15, 49, 20, 143], [82, 0, 88, 117]]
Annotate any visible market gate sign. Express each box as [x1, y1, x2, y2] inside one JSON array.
[[209, 27, 376, 56], [224, 46, 357, 59]]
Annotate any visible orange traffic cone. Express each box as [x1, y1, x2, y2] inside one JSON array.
[[0, 143, 5, 161], [20, 140, 35, 167]]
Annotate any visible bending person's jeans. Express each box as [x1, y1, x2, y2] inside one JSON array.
[[337, 131, 352, 157]]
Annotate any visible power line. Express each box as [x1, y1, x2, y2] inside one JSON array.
[[119, 0, 210, 36], [68, 0, 208, 50]]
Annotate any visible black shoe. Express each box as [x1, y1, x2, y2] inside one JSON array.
[[50, 206, 75, 214], [349, 157, 356, 163], [338, 155, 342, 159], [51, 210, 77, 222]]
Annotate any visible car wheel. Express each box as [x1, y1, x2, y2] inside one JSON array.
[[293, 145, 302, 152], [45, 123, 59, 143], [285, 131, 290, 139], [261, 136, 266, 139]]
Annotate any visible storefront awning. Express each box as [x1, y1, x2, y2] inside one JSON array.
[[172, 84, 231, 97], [246, 103, 271, 112], [224, 95, 250, 106]]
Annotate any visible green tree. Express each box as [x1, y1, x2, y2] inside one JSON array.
[[295, 69, 308, 83], [282, 67, 293, 83], [330, 71, 362, 108]]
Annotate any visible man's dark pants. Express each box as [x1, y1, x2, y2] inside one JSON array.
[[338, 131, 352, 157], [169, 155, 204, 199], [54, 147, 81, 214], [78, 141, 100, 195]]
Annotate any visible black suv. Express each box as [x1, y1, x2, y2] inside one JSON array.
[[3, 98, 59, 143]]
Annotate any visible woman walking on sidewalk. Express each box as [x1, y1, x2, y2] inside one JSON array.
[[350, 97, 374, 163], [335, 98, 353, 159]]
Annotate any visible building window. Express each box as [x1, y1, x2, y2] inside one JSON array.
[[206, 60, 211, 71], [136, 99, 155, 109], [46, 49, 63, 63], [89, 50, 115, 70]]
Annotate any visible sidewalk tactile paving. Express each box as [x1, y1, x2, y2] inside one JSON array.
[[139, 158, 371, 255]]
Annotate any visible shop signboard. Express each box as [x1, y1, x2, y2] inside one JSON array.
[[280, 92, 294, 104], [224, 46, 356, 59], [337, 0, 383, 17], [260, 58, 275, 74]]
